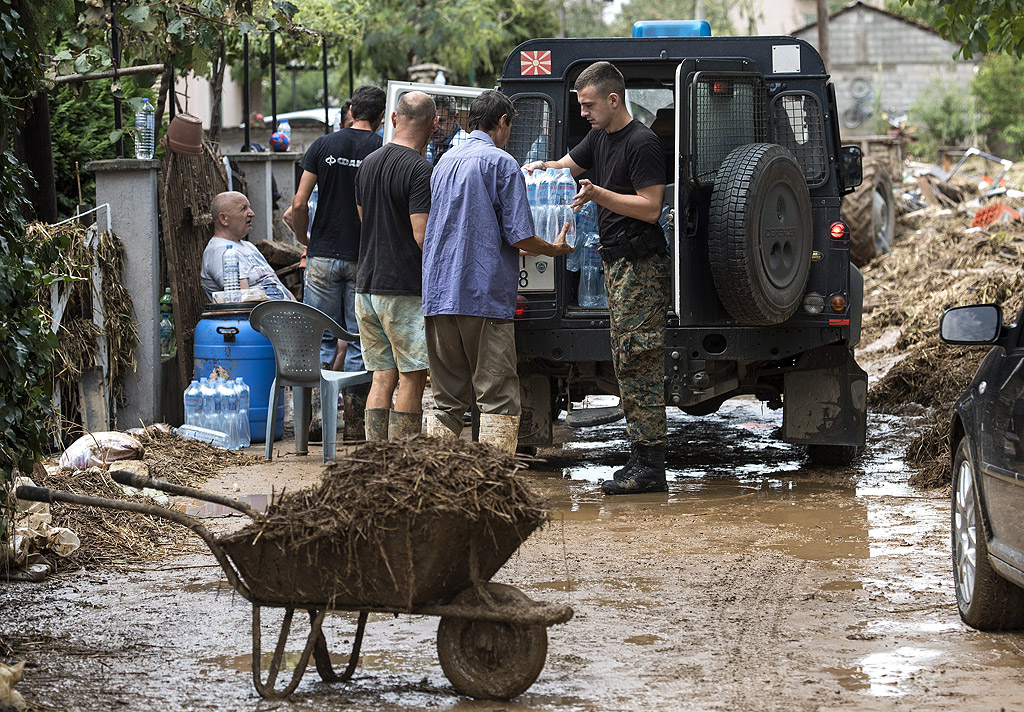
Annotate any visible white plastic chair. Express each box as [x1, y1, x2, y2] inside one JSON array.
[[249, 301, 371, 462]]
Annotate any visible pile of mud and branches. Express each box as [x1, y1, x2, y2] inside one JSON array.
[[227, 439, 549, 608], [30, 430, 261, 569], [862, 200, 1024, 487]]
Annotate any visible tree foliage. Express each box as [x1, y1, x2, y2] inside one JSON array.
[[971, 52, 1024, 157], [357, 0, 558, 86], [899, 0, 1024, 58], [0, 0, 68, 481]]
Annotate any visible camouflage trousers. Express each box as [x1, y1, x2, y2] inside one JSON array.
[[603, 251, 670, 446]]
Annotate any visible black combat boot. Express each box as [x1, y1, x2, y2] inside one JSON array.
[[601, 444, 667, 495], [611, 442, 640, 481]]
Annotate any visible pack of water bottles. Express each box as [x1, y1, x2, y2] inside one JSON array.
[[178, 375, 251, 450], [524, 167, 577, 247]]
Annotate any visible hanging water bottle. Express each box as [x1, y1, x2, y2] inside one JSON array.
[[219, 378, 240, 450], [578, 233, 607, 308], [222, 245, 240, 300], [235, 377, 251, 448], [134, 98, 155, 160], [159, 287, 175, 356], [554, 168, 577, 247], [183, 380, 201, 426]]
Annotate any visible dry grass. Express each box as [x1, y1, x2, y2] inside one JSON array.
[[862, 194, 1024, 488], [31, 430, 261, 570]]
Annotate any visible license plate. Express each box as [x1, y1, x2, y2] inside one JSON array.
[[518, 255, 554, 292]]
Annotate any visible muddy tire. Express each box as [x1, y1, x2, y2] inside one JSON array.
[[842, 158, 894, 267], [709, 143, 812, 325], [806, 444, 857, 467], [951, 436, 1024, 630], [437, 583, 548, 699]]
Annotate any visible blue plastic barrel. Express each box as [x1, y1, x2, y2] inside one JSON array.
[[194, 304, 284, 442]]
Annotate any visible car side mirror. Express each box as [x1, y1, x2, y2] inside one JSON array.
[[839, 145, 863, 190], [940, 305, 1003, 345]]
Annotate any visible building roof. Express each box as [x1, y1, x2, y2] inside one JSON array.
[[790, 0, 943, 38]]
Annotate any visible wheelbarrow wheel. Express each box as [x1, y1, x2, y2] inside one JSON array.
[[436, 582, 548, 700]]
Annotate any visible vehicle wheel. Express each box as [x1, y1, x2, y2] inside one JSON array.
[[806, 444, 857, 467], [842, 158, 894, 267], [437, 583, 548, 699], [951, 436, 1024, 630], [709, 143, 812, 325]]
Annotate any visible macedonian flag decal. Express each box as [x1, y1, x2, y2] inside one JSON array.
[[520, 50, 552, 76]]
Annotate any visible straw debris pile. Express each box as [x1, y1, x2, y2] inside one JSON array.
[[234, 438, 549, 599], [862, 201, 1024, 487], [33, 430, 261, 569]]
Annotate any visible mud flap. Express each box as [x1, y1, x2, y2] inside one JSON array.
[[518, 374, 552, 446], [782, 345, 867, 447]]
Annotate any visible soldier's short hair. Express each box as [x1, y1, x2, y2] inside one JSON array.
[[574, 61, 625, 99]]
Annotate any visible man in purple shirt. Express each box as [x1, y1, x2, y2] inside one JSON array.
[[422, 90, 572, 453]]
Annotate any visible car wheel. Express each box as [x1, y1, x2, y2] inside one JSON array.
[[951, 436, 1024, 630], [708, 143, 812, 326]]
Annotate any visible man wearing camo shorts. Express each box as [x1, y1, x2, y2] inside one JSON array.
[[354, 91, 438, 441]]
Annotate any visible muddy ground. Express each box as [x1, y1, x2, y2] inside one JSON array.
[[5, 399, 1024, 712]]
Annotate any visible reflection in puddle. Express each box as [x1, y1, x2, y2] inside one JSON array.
[[827, 647, 941, 696]]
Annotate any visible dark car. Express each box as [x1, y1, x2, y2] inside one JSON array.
[[941, 303, 1024, 630]]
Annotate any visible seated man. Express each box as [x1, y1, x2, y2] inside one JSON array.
[[424, 95, 469, 165], [200, 191, 295, 302]]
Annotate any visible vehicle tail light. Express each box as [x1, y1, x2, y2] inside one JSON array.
[[711, 80, 733, 97], [830, 294, 847, 312], [829, 221, 849, 240], [515, 295, 529, 318]]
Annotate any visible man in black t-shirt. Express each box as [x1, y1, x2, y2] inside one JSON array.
[[353, 91, 436, 442], [290, 84, 385, 374], [525, 61, 669, 495]]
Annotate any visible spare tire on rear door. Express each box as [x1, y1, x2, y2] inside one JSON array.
[[709, 143, 813, 325]]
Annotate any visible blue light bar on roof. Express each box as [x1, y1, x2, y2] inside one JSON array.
[[632, 20, 712, 38]]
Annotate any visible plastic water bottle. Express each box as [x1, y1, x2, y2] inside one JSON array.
[[307, 185, 318, 238], [222, 245, 240, 299], [235, 377, 251, 448], [434, 70, 446, 85], [278, 119, 291, 145], [578, 233, 607, 308], [523, 168, 538, 227], [569, 203, 598, 272], [159, 287, 175, 356], [134, 98, 155, 160], [183, 380, 201, 426], [199, 377, 218, 430], [219, 378, 240, 450], [175, 425, 231, 449], [554, 168, 577, 247]]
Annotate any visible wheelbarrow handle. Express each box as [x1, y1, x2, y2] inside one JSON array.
[[109, 469, 262, 520], [15, 484, 252, 601]]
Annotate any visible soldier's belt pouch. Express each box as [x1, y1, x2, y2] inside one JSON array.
[[599, 224, 667, 263]]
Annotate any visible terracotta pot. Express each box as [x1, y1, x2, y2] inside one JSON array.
[[163, 113, 204, 156]]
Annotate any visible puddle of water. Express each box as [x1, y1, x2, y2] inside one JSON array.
[[828, 647, 941, 697], [624, 634, 663, 646], [182, 580, 228, 593], [534, 579, 575, 592], [179, 493, 274, 518], [821, 580, 864, 591]]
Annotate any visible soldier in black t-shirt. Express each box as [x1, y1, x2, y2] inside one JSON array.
[[525, 61, 669, 495], [353, 91, 436, 442]]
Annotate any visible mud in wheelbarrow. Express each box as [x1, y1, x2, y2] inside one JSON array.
[[16, 467, 573, 701]]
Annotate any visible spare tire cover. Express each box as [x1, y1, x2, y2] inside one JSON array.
[[708, 143, 813, 325]]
